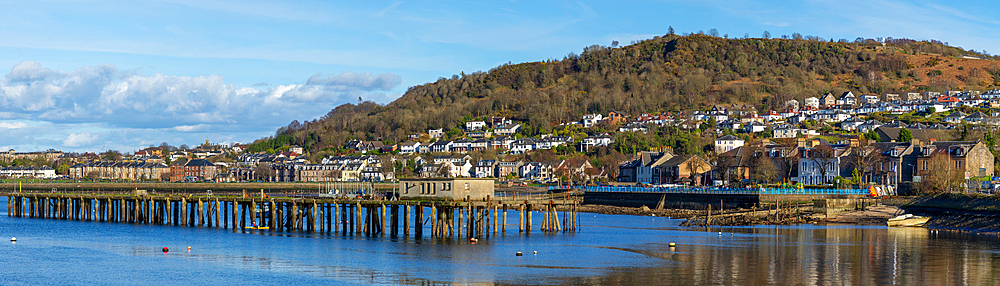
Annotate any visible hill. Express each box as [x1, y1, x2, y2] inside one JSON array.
[[249, 33, 1000, 157]]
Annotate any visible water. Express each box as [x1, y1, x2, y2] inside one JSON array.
[[2, 199, 1000, 285]]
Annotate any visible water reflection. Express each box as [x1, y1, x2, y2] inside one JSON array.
[[569, 225, 1000, 285], [4, 201, 1000, 285]]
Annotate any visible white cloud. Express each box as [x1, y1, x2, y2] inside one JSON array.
[[172, 124, 209, 132], [64, 132, 98, 147], [0, 62, 403, 152], [0, 121, 26, 129]]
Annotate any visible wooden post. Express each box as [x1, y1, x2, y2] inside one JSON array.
[[706, 204, 712, 227], [430, 205, 437, 237], [527, 204, 533, 232], [403, 204, 410, 237], [240, 202, 247, 229], [231, 200, 237, 231], [414, 205, 422, 238], [518, 205, 524, 233], [312, 202, 319, 232], [335, 203, 341, 233], [381, 204, 387, 236], [356, 203, 362, 234], [181, 198, 188, 226]]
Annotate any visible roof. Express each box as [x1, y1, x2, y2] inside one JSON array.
[[185, 159, 215, 167], [716, 135, 742, 141]]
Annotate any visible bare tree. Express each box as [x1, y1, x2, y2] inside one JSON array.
[[919, 153, 962, 193], [810, 144, 838, 184], [852, 144, 885, 185]]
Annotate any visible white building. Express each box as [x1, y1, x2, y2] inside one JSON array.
[[714, 135, 745, 153], [582, 114, 604, 128]]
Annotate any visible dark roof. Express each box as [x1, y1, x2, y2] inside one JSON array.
[[717, 135, 741, 141], [185, 159, 215, 167]]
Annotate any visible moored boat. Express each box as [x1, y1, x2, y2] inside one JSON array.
[[887, 214, 930, 227]]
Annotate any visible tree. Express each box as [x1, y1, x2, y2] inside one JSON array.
[[899, 128, 913, 142], [865, 129, 880, 141], [918, 152, 962, 193], [763, 30, 771, 39], [810, 144, 838, 184], [750, 149, 779, 184], [100, 150, 122, 161], [852, 144, 885, 185]]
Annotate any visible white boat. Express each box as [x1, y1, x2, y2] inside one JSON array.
[[887, 214, 930, 227]]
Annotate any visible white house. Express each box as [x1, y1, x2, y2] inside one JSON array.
[[804, 97, 820, 108], [580, 134, 613, 151], [714, 135, 744, 153], [465, 121, 487, 131], [582, 114, 604, 128]]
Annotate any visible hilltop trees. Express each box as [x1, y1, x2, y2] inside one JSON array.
[[258, 32, 996, 155]]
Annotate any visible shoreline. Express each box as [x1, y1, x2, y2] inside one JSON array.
[[576, 202, 1000, 235]]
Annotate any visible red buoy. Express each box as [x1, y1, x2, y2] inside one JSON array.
[[162, 247, 169, 253]]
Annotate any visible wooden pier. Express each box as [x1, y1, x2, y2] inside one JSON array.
[[3, 191, 581, 239]]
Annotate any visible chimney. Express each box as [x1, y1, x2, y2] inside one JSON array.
[[930, 138, 937, 143]]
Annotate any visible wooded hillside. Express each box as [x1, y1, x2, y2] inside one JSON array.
[[254, 33, 1000, 155]]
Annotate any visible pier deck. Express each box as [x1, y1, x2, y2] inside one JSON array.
[[3, 190, 581, 239]]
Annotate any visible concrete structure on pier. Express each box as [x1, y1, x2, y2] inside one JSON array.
[[400, 178, 495, 201]]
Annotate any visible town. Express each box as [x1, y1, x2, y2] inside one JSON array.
[[4, 89, 1000, 195]]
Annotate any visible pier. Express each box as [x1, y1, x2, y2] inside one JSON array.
[[2, 187, 581, 239]]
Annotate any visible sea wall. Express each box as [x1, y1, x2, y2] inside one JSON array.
[[582, 192, 759, 209]]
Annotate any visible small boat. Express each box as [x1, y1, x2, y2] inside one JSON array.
[[887, 214, 930, 227]]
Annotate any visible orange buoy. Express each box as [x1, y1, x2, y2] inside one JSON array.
[[162, 247, 169, 253], [187, 246, 191, 251]]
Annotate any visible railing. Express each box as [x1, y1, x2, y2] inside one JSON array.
[[551, 185, 870, 196]]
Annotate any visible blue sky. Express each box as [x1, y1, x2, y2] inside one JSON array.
[[1, 0, 998, 152]]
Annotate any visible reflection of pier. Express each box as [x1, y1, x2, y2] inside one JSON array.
[[3, 183, 580, 239]]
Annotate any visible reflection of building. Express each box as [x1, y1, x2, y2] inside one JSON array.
[[399, 178, 494, 200]]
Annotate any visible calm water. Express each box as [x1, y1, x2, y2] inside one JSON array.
[[2, 199, 1000, 285]]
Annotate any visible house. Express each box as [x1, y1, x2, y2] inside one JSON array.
[[470, 138, 490, 151], [944, 111, 967, 124], [744, 121, 766, 133], [915, 141, 994, 183], [450, 138, 471, 153], [491, 117, 512, 127], [656, 155, 712, 186], [862, 94, 880, 104], [607, 111, 628, 125], [839, 91, 857, 106], [785, 99, 800, 110], [884, 94, 900, 102], [964, 112, 988, 124], [714, 135, 745, 153], [618, 151, 674, 183], [761, 111, 783, 121], [428, 129, 444, 139], [431, 140, 453, 153], [580, 134, 614, 152], [555, 158, 602, 182], [805, 96, 821, 108], [399, 178, 495, 201], [510, 138, 537, 154], [465, 121, 487, 131], [857, 120, 883, 133], [773, 125, 817, 138], [797, 144, 850, 185], [718, 119, 741, 130], [398, 142, 420, 154], [840, 117, 865, 131], [494, 124, 521, 136], [490, 136, 514, 150], [618, 122, 649, 133], [180, 159, 219, 181], [859, 142, 917, 185], [474, 160, 498, 178], [495, 161, 524, 178], [820, 93, 837, 107], [520, 162, 554, 182], [582, 114, 604, 128]]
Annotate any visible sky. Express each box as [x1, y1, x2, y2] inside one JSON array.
[[1, 0, 998, 153]]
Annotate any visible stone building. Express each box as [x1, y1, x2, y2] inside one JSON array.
[[399, 178, 495, 201]]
